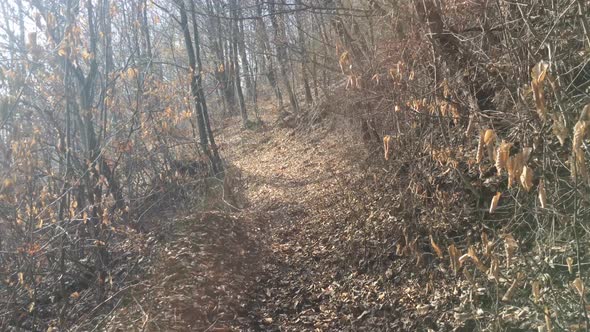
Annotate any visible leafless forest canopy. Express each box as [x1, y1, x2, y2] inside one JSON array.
[[1, 0, 590, 330]]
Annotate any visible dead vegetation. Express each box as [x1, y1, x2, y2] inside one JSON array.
[[2, 0, 590, 330]]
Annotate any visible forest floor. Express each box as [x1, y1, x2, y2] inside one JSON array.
[[105, 109, 456, 331]]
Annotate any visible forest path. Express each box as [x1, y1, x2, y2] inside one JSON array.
[[220, 115, 397, 331], [108, 113, 416, 331]]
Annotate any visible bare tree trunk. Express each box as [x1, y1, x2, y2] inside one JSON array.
[[269, 1, 299, 114], [255, 0, 283, 109], [238, 19, 254, 103], [189, 0, 222, 171], [176, 0, 220, 173], [229, 0, 248, 126], [296, 0, 313, 105]]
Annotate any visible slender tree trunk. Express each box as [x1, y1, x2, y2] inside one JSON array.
[[230, 0, 248, 125], [189, 0, 222, 170], [255, 0, 283, 109], [238, 19, 254, 102], [296, 0, 313, 105], [206, 0, 232, 115], [269, 1, 299, 113], [176, 0, 219, 173]]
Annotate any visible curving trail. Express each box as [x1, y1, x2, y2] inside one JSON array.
[[107, 113, 447, 331]]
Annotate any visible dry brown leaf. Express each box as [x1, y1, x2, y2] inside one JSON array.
[[383, 135, 392, 160], [531, 60, 549, 121], [496, 141, 512, 175], [483, 129, 496, 145], [429, 235, 443, 259], [572, 277, 585, 297], [572, 115, 589, 184], [467, 245, 486, 272], [551, 113, 567, 146], [572, 152, 589, 184], [507, 153, 524, 188], [520, 166, 534, 192], [573, 120, 587, 155], [490, 192, 501, 214], [579, 104, 590, 122], [448, 244, 461, 275], [339, 51, 349, 73], [538, 179, 547, 208], [545, 306, 553, 332]]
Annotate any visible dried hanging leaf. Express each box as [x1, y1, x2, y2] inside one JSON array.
[[496, 141, 512, 175], [490, 192, 502, 214], [538, 179, 547, 208], [448, 244, 461, 274], [573, 120, 587, 155], [579, 104, 590, 122], [458, 245, 486, 272], [430, 235, 443, 259], [551, 113, 567, 146], [567, 257, 574, 274], [503, 234, 518, 269], [339, 51, 349, 73], [126, 67, 137, 79], [507, 153, 524, 188], [484, 129, 497, 162], [506, 157, 515, 188], [383, 135, 392, 160], [532, 61, 549, 87], [483, 129, 496, 145], [520, 166, 534, 192], [545, 306, 553, 332], [571, 152, 589, 184], [531, 60, 549, 121], [532, 280, 541, 303], [572, 113, 589, 184], [502, 272, 525, 302], [572, 278, 585, 297], [571, 106, 590, 182]]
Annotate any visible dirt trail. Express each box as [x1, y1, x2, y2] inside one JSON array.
[[221, 118, 412, 332], [107, 115, 437, 331]]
